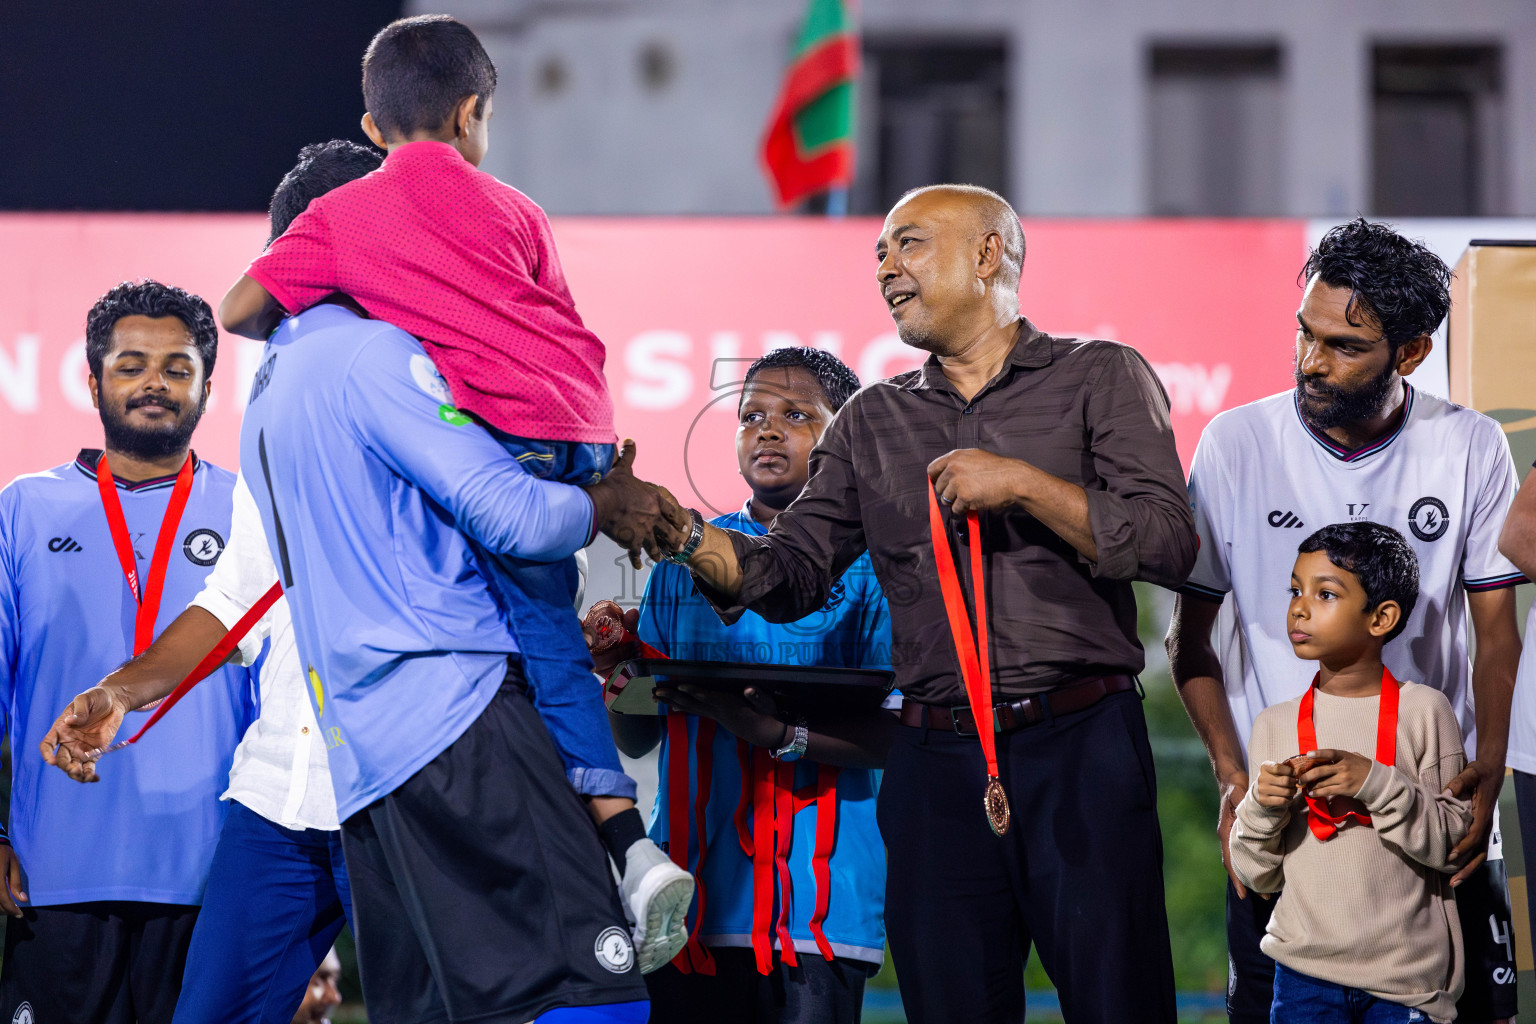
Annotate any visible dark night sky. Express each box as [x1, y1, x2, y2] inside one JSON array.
[[0, 0, 404, 211]]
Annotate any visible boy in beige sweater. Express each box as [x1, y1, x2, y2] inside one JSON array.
[[1230, 522, 1473, 1022]]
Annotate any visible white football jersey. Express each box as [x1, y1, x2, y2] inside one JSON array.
[[1185, 384, 1524, 758]]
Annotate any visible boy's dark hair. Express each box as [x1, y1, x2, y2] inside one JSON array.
[[268, 140, 383, 243], [85, 281, 218, 380], [362, 15, 498, 140], [741, 348, 861, 412], [1300, 217, 1452, 348], [1298, 522, 1420, 643]]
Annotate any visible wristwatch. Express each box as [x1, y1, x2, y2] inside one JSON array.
[[665, 508, 706, 565], [771, 719, 809, 762]]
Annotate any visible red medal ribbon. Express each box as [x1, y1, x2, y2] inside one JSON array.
[[927, 487, 1002, 788], [1296, 667, 1400, 841], [110, 581, 284, 750], [97, 454, 196, 656]]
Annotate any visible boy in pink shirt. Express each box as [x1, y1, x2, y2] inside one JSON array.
[[220, 15, 692, 975]]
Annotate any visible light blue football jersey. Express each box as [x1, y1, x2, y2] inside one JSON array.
[[640, 504, 892, 965], [237, 304, 594, 820], [0, 452, 257, 905]]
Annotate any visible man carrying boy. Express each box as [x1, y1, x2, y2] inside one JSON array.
[[225, 294, 668, 1022], [1230, 522, 1472, 1020], [601, 348, 897, 1023], [1167, 219, 1525, 1022], [217, 16, 669, 887]]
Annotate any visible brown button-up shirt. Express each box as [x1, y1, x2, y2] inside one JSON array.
[[709, 320, 1197, 706]]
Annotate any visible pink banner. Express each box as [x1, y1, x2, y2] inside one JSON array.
[[0, 215, 1306, 509]]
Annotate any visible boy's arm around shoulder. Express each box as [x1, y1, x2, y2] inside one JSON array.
[[1228, 706, 1293, 895], [1354, 686, 1473, 872], [219, 276, 286, 341]]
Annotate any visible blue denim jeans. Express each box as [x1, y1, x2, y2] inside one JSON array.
[[173, 801, 352, 1024], [474, 432, 635, 801], [1271, 962, 1430, 1024]]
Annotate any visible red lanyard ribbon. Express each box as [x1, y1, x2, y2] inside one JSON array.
[[107, 581, 284, 751], [663, 722, 843, 977], [927, 486, 1010, 835], [97, 454, 196, 656], [1296, 667, 1399, 841]]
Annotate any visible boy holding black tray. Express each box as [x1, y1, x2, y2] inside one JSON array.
[[601, 348, 896, 1024], [1229, 523, 1473, 1021]]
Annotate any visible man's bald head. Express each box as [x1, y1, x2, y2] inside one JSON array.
[[895, 184, 1025, 289], [876, 183, 1027, 357]]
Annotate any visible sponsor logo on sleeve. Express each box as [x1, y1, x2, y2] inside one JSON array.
[[409, 354, 452, 403]]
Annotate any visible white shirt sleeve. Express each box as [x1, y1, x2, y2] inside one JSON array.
[[188, 471, 283, 666], [1182, 430, 1232, 600], [1461, 418, 1527, 591]]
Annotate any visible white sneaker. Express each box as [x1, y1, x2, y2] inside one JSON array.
[[620, 838, 695, 974]]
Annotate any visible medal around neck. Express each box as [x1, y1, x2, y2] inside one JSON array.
[[927, 484, 1011, 837]]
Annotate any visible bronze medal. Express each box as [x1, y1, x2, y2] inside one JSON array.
[[984, 776, 1011, 836], [582, 600, 626, 653]]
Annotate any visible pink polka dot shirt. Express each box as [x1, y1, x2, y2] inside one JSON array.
[[246, 140, 615, 443]]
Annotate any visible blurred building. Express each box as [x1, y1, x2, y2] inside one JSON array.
[[418, 0, 1536, 217]]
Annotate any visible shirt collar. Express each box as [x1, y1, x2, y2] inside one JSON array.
[[1294, 383, 1415, 463], [907, 318, 1051, 393], [383, 139, 470, 169], [737, 499, 771, 535], [74, 449, 200, 491]]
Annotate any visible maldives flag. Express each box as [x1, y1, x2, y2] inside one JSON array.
[[759, 0, 859, 209]]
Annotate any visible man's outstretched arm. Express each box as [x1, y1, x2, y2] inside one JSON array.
[[41, 606, 232, 783]]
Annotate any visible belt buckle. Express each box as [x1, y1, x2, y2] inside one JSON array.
[[949, 707, 978, 737]]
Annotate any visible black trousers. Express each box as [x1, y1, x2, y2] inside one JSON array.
[[645, 947, 875, 1024], [1226, 835, 1518, 1022], [341, 673, 648, 1024], [878, 689, 1176, 1024], [0, 901, 199, 1024]]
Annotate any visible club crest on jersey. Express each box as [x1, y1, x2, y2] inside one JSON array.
[[182, 528, 225, 566], [11, 1001, 32, 1024], [1408, 496, 1450, 542], [593, 926, 635, 973]]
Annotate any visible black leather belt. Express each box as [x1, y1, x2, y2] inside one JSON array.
[[898, 674, 1138, 736]]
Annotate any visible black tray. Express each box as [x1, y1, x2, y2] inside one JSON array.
[[605, 658, 895, 716]]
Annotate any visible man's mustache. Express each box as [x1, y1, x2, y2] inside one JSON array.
[[126, 395, 181, 414]]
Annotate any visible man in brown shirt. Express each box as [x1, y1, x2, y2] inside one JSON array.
[[662, 184, 1195, 1022]]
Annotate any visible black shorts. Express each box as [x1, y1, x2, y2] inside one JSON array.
[[1226, 857, 1517, 1021], [340, 669, 649, 1024], [644, 947, 876, 1024], [0, 900, 199, 1024]]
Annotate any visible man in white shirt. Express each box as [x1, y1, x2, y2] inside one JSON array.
[[1166, 218, 1525, 1023]]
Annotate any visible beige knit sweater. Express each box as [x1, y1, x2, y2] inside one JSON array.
[[1230, 681, 1473, 1022]]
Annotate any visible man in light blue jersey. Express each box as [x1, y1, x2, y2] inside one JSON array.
[[222, 298, 665, 1023], [0, 280, 256, 1023]]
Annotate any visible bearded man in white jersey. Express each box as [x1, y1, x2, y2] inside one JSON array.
[[1166, 218, 1525, 1023]]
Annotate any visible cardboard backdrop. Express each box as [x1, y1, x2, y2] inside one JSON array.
[[0, 215, 1312, 508]]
